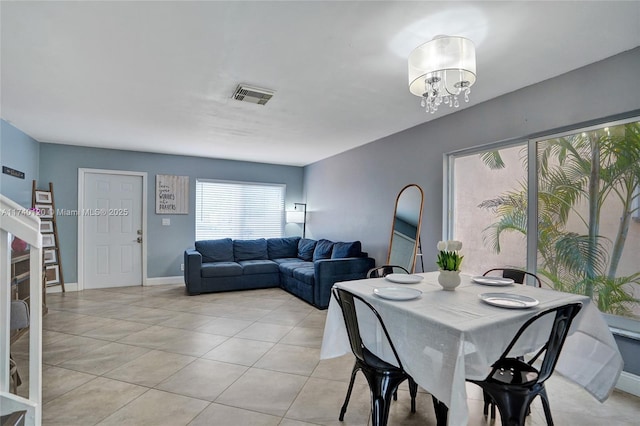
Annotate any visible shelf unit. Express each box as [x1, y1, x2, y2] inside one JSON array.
[[32, 181, 65, 292]]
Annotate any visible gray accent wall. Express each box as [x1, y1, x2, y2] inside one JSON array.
[[614, 335, 640, 376], [304, 47, 640, 271], [304, 48, 640, 376], [38, 143, 304, 281], [0, 120, 40, 207]]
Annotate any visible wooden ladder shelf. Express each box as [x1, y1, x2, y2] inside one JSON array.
[[33, 181, 65, 292]]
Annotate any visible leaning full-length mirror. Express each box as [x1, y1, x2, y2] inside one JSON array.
[[387, 184, 424, 272]]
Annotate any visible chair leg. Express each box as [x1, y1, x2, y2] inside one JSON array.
[[369, 374, 405, 426], [408, 378, 418, 413], [482, 390, 498, 420], [431, 396, 448, 426], [339, 365, 359, 421], [9, 357, 21, 394], [539, 388, 554, 426]]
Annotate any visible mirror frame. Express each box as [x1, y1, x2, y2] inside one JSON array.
[[386, 184, 424, 273]]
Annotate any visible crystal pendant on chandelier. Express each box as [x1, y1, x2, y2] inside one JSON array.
[[408, 36, 476, 114]]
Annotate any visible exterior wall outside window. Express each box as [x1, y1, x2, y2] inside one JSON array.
[[452, 145, 527, 276]]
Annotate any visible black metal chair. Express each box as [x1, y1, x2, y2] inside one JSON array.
[[332, 287, 418, 426], [483, 268, 543, 288], [482, 268, 543, 418], [367, 265, 410, 278], [467, 302, 582, 426]]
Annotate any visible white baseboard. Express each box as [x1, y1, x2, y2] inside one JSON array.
[[45, 277, 182, 292], [616, 371, 640, 397], [46, 282, 79, 293], [145, 276, 183, 286]]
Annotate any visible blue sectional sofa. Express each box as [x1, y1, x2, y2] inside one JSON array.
[[184, 237, 375, 309]]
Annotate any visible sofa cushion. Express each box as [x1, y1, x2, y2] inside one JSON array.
[[297, 238, 317, 261], [313, 239, 334, 261], [331, 241, 363, 259], [292, 266, 315, 285], [238, 259, 279, 275], [272, 257, 304, 265], [196, 239, 234, 263], [267, 237, 301, 259], [234, 239, 268, 261], [278, 260, 312, 277], [201, 262, 243, 278]]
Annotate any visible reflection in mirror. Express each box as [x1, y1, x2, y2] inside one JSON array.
[[387, 184, 424, 272]]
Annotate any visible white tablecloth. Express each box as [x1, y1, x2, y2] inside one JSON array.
[[320, 272, 623, 426]]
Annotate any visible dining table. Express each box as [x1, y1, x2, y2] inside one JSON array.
[[320, 271, 623, 426]]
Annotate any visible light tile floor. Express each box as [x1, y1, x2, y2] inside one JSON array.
[[11, 284, 640, 425]]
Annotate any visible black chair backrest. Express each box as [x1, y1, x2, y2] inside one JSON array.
[[332, 287, 404, 369], [483, 268, 542, 288], [368, 265, 410, 278], [494, 302, 582, 384]]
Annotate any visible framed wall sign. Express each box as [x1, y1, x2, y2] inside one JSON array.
[[156, 175, 189, 214], [2, 166, 25, 179]]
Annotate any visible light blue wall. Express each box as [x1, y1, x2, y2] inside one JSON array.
[[38, 143, 304, 281], [304, 48, 640, 270], [0, 120, 40, 207]]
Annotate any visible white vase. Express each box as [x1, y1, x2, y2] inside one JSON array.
[[438, 269, 461, 291]]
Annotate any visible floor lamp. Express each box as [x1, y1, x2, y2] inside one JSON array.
[[286, 203, 307, 238]]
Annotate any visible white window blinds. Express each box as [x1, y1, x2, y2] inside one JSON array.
[[195, 179, 285, 240]]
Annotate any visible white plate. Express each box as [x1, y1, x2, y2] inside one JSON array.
[[479, 292, 539, 309], [373, 287, 423, 301], [385, 274, 424, 284], [472, 276, 515, 286]]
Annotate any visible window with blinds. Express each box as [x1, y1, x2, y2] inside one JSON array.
[[195, 179, 285, 240]]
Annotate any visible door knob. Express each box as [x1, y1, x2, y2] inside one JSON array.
[[136, 237, 142, 243]]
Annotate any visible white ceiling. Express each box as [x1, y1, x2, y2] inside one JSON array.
[[2, 1, 639, 167]]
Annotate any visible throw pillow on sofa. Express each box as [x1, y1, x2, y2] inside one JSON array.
[[233, 239, 268, 261], [195, 238, 234, 263], [313, 239, 334, 261], [297, 238, 317, 261], [331, 241, 362, 259]]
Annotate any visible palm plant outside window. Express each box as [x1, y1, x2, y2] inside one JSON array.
[[449, 118, 640, 325], [533, 122, 639, 317]]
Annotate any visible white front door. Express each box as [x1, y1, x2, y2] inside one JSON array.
[[82, 172, 143, 289]]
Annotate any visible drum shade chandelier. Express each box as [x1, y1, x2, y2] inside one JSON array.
[[408, 35, 476, 114]]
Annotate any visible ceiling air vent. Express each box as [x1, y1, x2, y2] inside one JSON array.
[[232, 84, 274, 106]]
